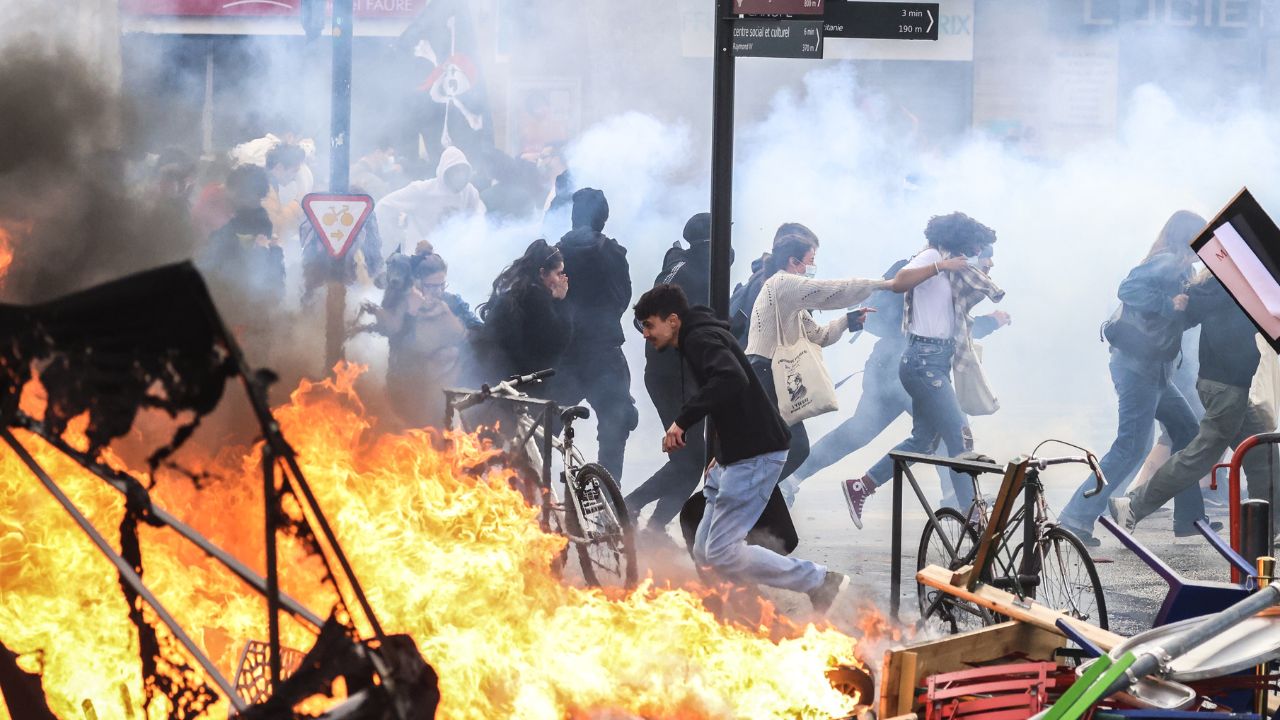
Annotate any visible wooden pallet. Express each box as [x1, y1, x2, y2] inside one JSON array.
[[880, 621, 1067, 718]]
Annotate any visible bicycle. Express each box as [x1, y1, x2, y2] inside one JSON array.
[[443, 369, 639, 589], [917, 442, 1109, 634]]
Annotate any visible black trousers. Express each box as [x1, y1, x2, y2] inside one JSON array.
[[553, 345, 638, 483], [624, 366, 707, 530]]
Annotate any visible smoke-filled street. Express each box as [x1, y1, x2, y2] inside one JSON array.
[[4, 1, 1280, 719]]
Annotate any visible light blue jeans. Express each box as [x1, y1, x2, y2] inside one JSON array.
[[693, 450, 827, 593]]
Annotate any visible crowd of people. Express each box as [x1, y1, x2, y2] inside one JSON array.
[[141, 131, 1277, 613]]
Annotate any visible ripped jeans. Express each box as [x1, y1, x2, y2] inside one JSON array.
[[865, 336, 975, 508]]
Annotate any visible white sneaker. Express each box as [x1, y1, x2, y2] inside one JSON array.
[[1109, 496, 1138, 532]]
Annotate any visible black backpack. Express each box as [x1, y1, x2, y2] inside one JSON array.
[[728, 273, 764, 346], [654, 242, 688, 287]]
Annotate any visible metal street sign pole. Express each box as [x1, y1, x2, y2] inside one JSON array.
[[326, 0, 354, 371], [711, 0, 735, 321], [708, 0, 737, 468]]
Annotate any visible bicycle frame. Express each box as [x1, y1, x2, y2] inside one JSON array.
[[441, 383, 597, 545], [909, 450, 1106, 625], [887, 450, 1006, 619]]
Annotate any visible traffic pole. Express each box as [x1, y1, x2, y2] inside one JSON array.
[[325, 0, 354, 372], [709, 0, 735, 320], [707, 0, 736, 467]]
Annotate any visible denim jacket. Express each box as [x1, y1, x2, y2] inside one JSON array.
[[1110, 252, 1192, 382]]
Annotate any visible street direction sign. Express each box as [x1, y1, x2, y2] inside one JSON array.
[[301, 193, 374, 259], [824, 1, 940, 40], [732, 18, 823, 58], [734, 0, 824, 15]]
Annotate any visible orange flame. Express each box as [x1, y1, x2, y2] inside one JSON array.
[[0, 226, 13, 290], [0, 363, 864, 719]]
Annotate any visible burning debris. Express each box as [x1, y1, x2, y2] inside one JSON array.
[[0, 263, 865, 719]]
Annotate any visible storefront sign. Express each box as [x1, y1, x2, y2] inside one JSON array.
[[119, 0, 425, 19]]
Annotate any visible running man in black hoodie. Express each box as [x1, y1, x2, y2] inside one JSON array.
[[556, 188, 638, 483], [626, 212, 714, 531], [634, 284, 848, 612]]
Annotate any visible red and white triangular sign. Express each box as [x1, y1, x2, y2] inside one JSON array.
[[301, 193, 375, 259]]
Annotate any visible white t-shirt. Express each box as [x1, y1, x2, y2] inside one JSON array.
[[904, 248, 954, 339]]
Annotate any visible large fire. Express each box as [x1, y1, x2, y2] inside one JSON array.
[[0, 363, 863, 719]]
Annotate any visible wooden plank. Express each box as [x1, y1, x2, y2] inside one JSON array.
[[897, 651, 918, 717], [967, 461, 1025, 591], [878, 620, 1066, 717], [880, 645, 904, 718], [917, 564, 1125, 651]]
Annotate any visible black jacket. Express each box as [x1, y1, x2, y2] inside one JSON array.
[[1185, 277, 1260, 389], [558, 227, 632, 347], [479, 284, 573, 378], [674, 305, 790, 464]]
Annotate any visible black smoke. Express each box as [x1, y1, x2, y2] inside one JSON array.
[[0, 39, 197, 303]]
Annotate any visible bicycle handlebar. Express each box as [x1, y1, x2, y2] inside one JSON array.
[[509, 369, 555, 386], [1033, 456, 1085, 468], [446, 370, 557, 415], [1027, 454, 1107, 498]]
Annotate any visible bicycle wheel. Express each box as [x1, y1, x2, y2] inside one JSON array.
[[1031, 526, 1109, 630], [564, 463, 638, 589], [917, 507, 993, 633], [506, 456, 568, 576]]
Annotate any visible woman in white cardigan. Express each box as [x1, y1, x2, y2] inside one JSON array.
[[745, 235, 887, 481]]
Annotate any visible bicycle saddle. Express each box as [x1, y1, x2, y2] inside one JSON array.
[[561, 405, 590, 423]]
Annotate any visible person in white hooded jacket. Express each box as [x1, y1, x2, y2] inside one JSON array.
[[376, 146, 486, 257]]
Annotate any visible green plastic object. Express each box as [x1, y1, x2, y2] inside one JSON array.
[[1064, 652, 1138, 720], [1043, 655, 1114, 720]]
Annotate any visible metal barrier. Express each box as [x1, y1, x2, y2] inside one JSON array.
[[1226, 432, 1280, 583], [888, 450, 1005, 620]]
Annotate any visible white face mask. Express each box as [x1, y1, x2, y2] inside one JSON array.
[[803, 264, 817, 278]]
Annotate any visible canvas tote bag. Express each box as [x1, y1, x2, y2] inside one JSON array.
[[953, 338, 1000, 416], [771, 307, 838, 425]]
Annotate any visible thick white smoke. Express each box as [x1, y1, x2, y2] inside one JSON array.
[[529, 63, 1280, 505]]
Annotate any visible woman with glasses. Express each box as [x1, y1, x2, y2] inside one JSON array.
[[360, 249, 470, 429]]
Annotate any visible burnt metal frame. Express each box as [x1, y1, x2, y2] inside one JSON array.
[[0, 427, 247, 710], [888, 450, 1005, 620], [10, 411, 326, 631], [1, 307, 409, 718]]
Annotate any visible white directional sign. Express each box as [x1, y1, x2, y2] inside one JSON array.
[[301, 193, 375, 259]]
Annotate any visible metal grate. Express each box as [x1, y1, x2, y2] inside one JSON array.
[[232, 640, 306, 707]]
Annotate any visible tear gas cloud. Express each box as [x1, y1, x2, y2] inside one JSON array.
[[3, 1, 1279, 496]]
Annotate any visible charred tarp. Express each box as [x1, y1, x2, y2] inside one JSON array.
[[0, 262, 235, 470], [0, 262, 439, 719]]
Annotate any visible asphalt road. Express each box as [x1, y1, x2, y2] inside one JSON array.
[[633, 471, 1245, 646]]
